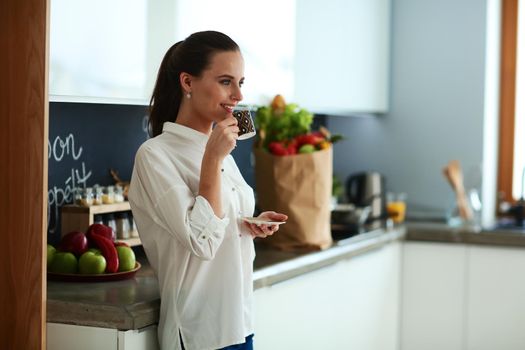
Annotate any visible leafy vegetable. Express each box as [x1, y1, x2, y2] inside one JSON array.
[[254, 95, 344, 154], [255, 100, 313, 148]]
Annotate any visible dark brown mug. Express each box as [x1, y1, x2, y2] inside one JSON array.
[[232, 108, 256, 140]]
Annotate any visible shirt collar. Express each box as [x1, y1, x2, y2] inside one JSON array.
[[162, 122, 209, 148]]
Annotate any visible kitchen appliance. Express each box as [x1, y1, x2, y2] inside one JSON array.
[[346, 172, 386, 226], [331, 203, 371, 240]]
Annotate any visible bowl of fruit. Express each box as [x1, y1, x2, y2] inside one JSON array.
[[47, 224, 140, 282]]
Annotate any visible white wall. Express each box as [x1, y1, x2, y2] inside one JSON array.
[[329, 0, 499, 223]]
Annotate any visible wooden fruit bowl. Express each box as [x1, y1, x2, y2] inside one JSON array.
[[47, 262, 141, 283]]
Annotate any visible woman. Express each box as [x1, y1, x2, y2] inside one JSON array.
[[128, 31, 287, 350]]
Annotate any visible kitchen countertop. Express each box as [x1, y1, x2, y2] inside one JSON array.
[[406, 221, 525, 247], [48, 222, 525, 331], [253, 228, 404, 289], [47, 227, 405, 330]]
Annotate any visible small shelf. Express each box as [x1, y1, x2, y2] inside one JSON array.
[[61, 202, 142, 247], [120, 237, 142, 247], [61, 201, 131, 215]]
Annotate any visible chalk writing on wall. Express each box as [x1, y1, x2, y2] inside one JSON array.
[[47, 133, 92, 236]]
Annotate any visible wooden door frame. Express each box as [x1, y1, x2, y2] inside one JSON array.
[[497, 0, 519, 203], [0, 0, 49, 348]]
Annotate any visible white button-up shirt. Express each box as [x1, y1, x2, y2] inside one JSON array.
[[128, 122, 256, 350]]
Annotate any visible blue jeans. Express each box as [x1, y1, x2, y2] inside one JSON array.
[[218, 334, 254, 350], [181, 334, 254, 350]]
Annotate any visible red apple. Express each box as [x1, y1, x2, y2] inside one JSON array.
[[59, 231, 88, 256], [86, 223, 115, 243], [295, 133, 325, 147], [268, 141, 289, 156], [286, 139, 298, 155]]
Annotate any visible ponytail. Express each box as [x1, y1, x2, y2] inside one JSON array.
[[148, 41, 183, 137]]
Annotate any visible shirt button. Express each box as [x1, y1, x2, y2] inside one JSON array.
[[200, 235, 207, 240], [232, 187, 235, 191], [221, 168, 224, 172]]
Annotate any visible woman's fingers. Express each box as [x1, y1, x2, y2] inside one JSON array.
[[248, 223, 278, 238], [248, 223, 265, 237], [243, 217, 282, 239], [206, 116, 240, 158], [218, 116, 238, 127]]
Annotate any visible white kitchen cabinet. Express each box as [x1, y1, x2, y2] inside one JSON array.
[[293, 0, 391, 114], [49, 0, 295, 106], [49, 0, 176, 105], [400, 242, 467, 350], [466, 245, 525, 350], [173, 0, 296, 106], [50, 0, 390, 111], [47, 323, 159, 350], [402, 241, 525, 350], [254, 242, 401, 350]]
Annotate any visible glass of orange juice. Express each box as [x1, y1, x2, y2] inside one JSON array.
[[387, 192, 407, 224]]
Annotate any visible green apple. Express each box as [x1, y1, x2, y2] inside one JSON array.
[[87, 248, 102, 254], [298, 144, 315, 154], [116, 246, 136, 272], [49, 252, 78, 274], [79, 251, 107, 274], [47, 244, 56, 268]]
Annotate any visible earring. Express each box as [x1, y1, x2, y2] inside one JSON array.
[[186, 92, 191, 99]]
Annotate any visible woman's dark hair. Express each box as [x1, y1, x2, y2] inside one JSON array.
[[148, 31, 240, 137]]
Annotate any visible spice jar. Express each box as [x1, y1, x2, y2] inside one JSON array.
[[102, 186, 115, 204], [93, 214, 104, 225], [73, 187, 83, 205], [129, 213, 139, 238], [116, 212, 130, 239], [104, 213, 117, 240], [93, 186, 103, 205], [114, 185, 125, 203], [81, 187, 94, 207]]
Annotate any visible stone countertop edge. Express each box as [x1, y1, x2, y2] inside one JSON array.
[[46, 299, 160, 331], [406, 222, 525, 247], [253, 228, 405, 290]]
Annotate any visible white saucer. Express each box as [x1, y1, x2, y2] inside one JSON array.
[[242, 217, 286, 225]]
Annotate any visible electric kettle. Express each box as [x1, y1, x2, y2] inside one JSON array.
[[346, 172, 386, 223]]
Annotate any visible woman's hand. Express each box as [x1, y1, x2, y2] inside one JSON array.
[[244, 211, 288, 239], [199, 117, 239, 217], [204, 117, 239, 161]]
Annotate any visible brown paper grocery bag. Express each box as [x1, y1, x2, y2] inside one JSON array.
[[254, 147, 333, 252]]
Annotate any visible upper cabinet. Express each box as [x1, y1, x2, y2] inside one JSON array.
[[171, 0, 296, 106], [49, 0, 175, 105], [49, 0, 295, 106], [293, 0, 391, 114], [49, 0, 390, 113]]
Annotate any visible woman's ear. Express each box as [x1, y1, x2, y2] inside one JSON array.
[[179, 72, 192, 94]]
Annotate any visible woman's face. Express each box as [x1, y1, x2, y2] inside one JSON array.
[[189, 50, 245, 123]]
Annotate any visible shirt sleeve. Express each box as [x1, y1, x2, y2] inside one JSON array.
[[130, 144, 229, 260]]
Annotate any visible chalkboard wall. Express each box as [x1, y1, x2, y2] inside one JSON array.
[[47, 102, 256, 244]]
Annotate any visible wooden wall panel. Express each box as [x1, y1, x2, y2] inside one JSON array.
[[497, 0, 519, 202], [0, 0, 48, 349]]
